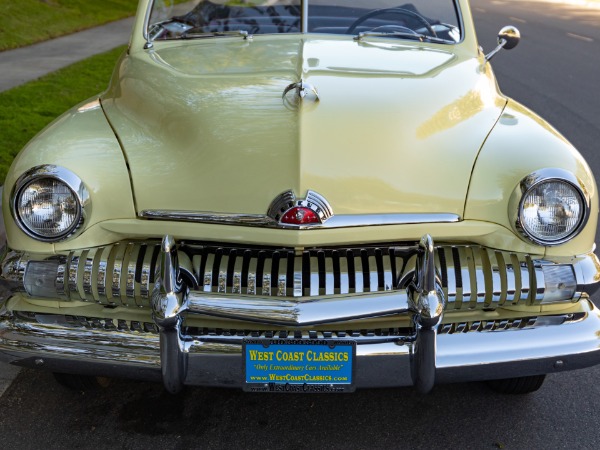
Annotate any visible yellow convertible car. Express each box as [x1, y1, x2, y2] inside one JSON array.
[[1, 0, 599, 395]]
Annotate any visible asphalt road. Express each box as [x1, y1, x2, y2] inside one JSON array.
[[1, 1, 600, 449]]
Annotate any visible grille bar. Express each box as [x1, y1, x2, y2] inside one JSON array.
[[47, 241, 545, 310], [15, 311, 586, 340]]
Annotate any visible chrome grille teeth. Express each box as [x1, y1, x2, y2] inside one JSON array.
[[58, 242, 162, 307], [125, 243, 138, 299], [83, 249, 95, 296], [21, 312, 585, 342], [68, 254, 80, 300], [440, 246, 543, 309], [195, 246, 399, 297], [438, 317, 540, 334], [136, 245, 150, 305], [51, 242, 545, 311]]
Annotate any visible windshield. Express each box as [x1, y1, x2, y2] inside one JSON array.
[[147, 0, 461, 44]]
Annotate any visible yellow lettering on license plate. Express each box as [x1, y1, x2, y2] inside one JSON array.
[[243, 339, 355, 393]]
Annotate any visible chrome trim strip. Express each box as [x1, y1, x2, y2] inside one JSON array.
[[138, 210, 460, 229]]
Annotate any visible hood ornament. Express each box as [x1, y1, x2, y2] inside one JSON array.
[[267, 190, 333, 226], [282, 80, 320, 109]]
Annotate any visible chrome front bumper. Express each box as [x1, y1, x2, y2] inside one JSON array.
[[1, 306, 599, 390], [1, 234, 600, 393]]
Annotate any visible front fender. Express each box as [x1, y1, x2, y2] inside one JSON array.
[[2, 98, 136, 253], [464, 100, 598, 256]]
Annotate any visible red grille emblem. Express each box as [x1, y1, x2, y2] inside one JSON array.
[[267, 190, 334, 227], [281, 207, 320, 225]]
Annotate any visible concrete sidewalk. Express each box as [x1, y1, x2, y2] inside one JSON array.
[[0, 17, 134, 93]]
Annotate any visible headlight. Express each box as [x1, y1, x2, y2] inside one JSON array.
[[511, 169, 589, 246], [12, 166, 88, 242]]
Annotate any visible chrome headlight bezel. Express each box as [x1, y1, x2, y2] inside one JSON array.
[[509, 168, 590, 246], [10, 165, 89, 242]]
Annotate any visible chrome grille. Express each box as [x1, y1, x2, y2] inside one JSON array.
[[37, 241, 545, 310], [60, 242, 160, 307], [436, 246, 543, 309], [195, 246, 400, 297], [438, 317, 537, 334], [16, 311, 160, 334]]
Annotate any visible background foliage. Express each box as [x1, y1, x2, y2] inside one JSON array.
[[0, 0, 139, 51]]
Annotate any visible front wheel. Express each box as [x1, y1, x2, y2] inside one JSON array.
[[487, 375, 546, 394]]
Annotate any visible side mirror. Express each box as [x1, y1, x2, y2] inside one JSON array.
[[485, 26, 521, 61]]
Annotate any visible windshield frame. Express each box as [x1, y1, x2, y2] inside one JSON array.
[[143, 0, 464, 45]]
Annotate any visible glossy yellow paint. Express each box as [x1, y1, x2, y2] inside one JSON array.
[[102, 34, 505, 218], [465, 99, 598, 256], [2, 98, 136, 252]]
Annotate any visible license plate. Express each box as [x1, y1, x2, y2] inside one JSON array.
[[243, 338, 356, 393]]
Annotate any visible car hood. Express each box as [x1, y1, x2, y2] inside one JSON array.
[[102, 36, 506, 218]]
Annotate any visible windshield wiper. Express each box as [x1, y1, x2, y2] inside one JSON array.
[[354, 31, 451, 44], [179, 30, 250, 40]]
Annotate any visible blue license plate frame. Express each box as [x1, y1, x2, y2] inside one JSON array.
[[242, 338, 356, 393]]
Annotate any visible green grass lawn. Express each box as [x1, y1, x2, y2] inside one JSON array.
[[0, 0, 140, 51], [0, 45, 126, 184]]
